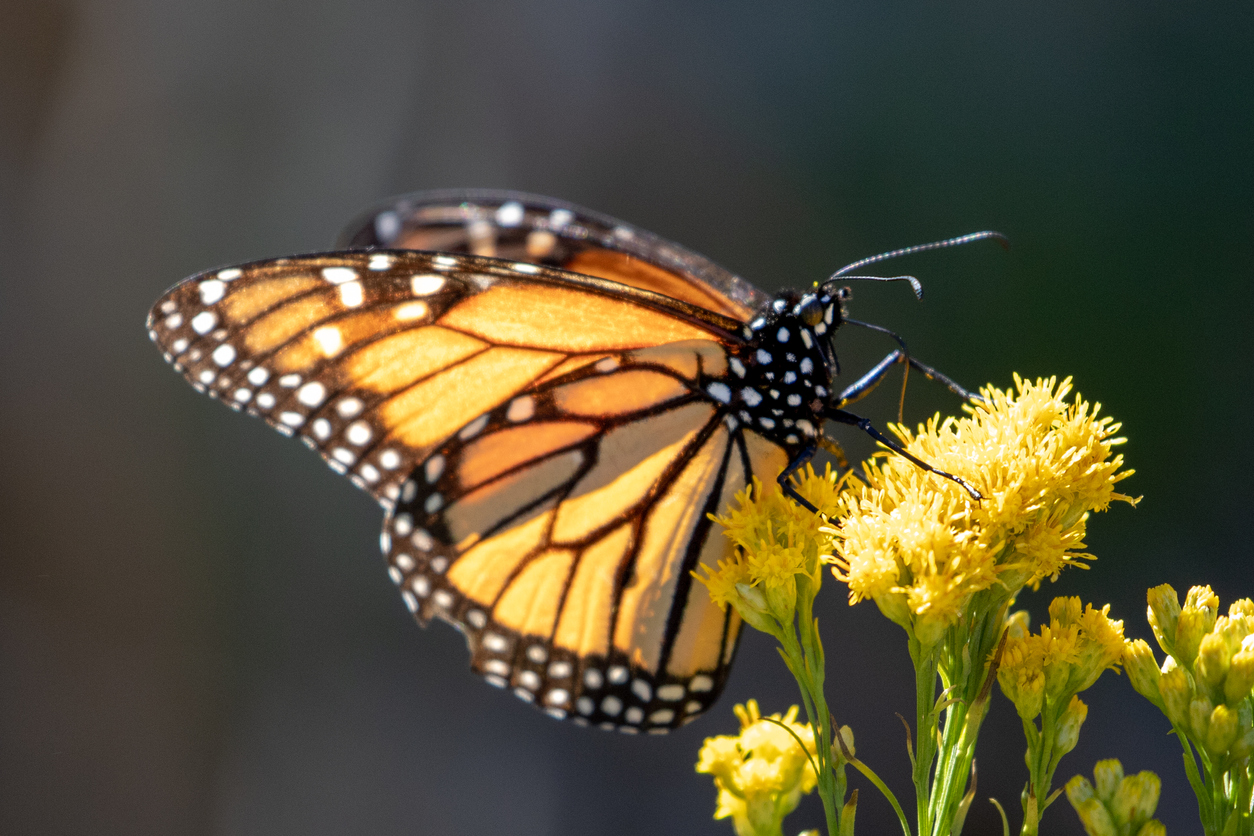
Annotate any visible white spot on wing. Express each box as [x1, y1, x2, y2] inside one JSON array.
[[313, 326, 343, 356], [297, 381, 326, 407], [345, 420, 372, 446], [217, 268, 242, 281], [394, 301, 428, 321], [199, 280, 226, 305], [459, 415, 488, 440], [411, 274, 445, 295], [191, 311, 217, 334], [211, 344, 236, 367], [322, 267, 358, 284], [689, 674, 714, 692], [706, 382, 731, 403], [495, 201, 525, 227], [506, 396, 534, 422], [339, 281, 364, 307]]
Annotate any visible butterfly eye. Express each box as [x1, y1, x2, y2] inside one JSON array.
[[796, 295, 824, 326]]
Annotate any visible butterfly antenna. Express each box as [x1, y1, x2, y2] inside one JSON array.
[[824, 274, 925, 300], [830, 230, 1009, 280]]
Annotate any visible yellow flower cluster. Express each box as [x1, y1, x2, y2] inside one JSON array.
[[696, 701, 819, 836], [827, 376, 1136, 646], [698, 466, 841, 632], [1066, 759, 1165, 836], [999, 597, 1126, 724], [1124, 584, 1254, 762]]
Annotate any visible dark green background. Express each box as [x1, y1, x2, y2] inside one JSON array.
[[2, 2, 1250, 834]]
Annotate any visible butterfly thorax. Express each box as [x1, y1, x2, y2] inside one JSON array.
[[729, 289, 840, 451]]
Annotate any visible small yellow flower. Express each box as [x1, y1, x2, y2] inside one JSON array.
[[698, 466, 842, 630], [1130, 583, 1254, 765], [1066, 759, 1165, 836], [696, 700, 819, 836], [828, 376, 1135, 644], [997, 597, 1124, 721]]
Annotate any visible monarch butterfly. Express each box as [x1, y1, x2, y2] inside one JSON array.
[[147, 190, 998, 734]]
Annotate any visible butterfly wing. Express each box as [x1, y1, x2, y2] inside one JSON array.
[[148, 245, 787, 732], [384, 340, 789, 732], [337, 189, 771, 321], [148, 250, 745, 507]]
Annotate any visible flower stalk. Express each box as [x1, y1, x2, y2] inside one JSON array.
[[827, 376, 1135, 836], [699, 467, 852, 836]]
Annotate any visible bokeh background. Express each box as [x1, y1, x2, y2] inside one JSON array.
[[2, 2, 1251, 834]]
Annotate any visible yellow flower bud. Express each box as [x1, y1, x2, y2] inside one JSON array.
[[1188, 696, 1215, 741], [1005, 609, 1032, 641], [1055, 695, 1088, 756], [1158, 665, 1193, 726], [1109, 770, 1160, 830], [1068, 761, 1165, 836], [1230, 598, 1254, 619], [732, 583, 779, 636], [1123, 639, 1164, 709], [1225, 649, 1254, 706], [1070, 797, 1118, 836], [1134, 820, 1166, 836], [1092, 758, 1124, 803], [1196, 631, 1231, 693], [1204, 703, 1239, 758], [1176, 585, 1219, 665], [831, 724, 856, 765], [1146, 584, 1180, 656]]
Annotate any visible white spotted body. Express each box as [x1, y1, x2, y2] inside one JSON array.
[[729, 290, 839, 452]]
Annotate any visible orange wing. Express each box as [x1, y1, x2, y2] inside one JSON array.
[[148, 246, 789, 733], [147, 250, 745, 508], [379, 341, 789, 732]]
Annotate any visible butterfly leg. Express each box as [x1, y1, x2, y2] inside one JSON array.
[[836, 349, 983, 409], [777, 443, 820, 514], [824, 408, 983, 501]]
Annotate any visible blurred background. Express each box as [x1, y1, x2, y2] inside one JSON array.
[[2, 2, 1251, 834]]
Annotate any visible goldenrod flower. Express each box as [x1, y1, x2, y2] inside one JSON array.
[[1130, 584, 1254, 762], [1126, 584, 1254, 836], [698, 466, 841, 630], [696, 700, 819, 836], [827, 376, 1135, 645], [999, 598, 1124, 722], [1066, 759, 1165, 836]]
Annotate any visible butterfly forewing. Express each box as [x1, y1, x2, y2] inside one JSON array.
[[148, 250, 744, 507]]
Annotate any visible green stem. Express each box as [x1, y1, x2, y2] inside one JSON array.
[[778, 623, 840, 836], [912, 640, 939, 836]]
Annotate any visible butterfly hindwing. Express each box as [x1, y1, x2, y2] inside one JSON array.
[[147, 250, 745, 508], [380, 341, 790, 732], [337, 190, 772, 321]]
